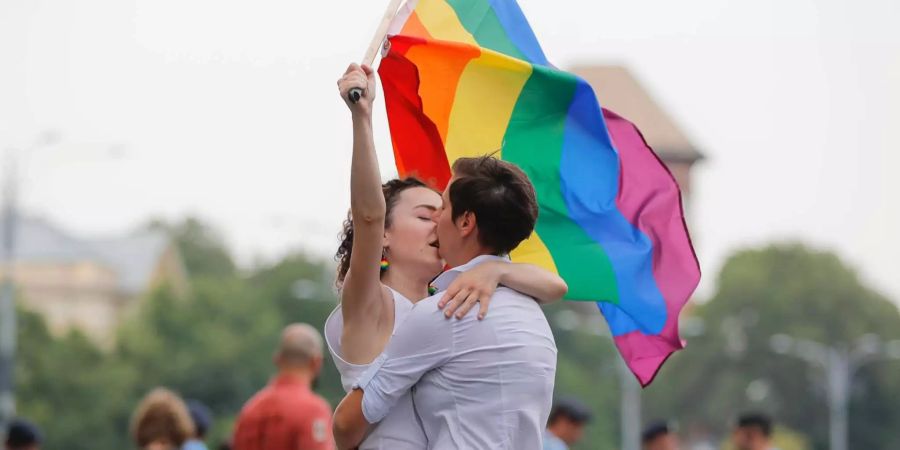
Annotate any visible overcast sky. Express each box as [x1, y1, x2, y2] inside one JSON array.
[[2, 0, 898, 302]]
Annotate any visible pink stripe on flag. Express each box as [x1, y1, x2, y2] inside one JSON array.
[[604, 108, 701, 386]]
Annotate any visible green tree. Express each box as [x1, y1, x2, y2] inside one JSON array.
[[147, 217, 237, 278], [247, 254, 344, 404], [643, 243, 900, 449], [16, 309, 136, 450]]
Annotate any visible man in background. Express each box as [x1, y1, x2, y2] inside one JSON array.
[[543, 397, 593, 450], [732, 413, 779, 450], [642, 421, 680, 450], [233, 324, 334, 450], [184, 399, 212, 450], [5, 419, 41, 450]]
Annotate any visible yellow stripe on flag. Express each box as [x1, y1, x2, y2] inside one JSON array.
[[415, 0, 478, 45], [444, 50, 532, 162], [510, 231, 559, 275]]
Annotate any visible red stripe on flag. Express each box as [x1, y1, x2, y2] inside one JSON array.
[[379, 37, 451, 190]]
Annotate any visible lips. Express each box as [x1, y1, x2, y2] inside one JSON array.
[[429, 239, 440, 249]]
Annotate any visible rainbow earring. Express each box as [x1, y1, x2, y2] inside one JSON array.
[[380, 257, 390, 272], [428, 285, 437, 295]]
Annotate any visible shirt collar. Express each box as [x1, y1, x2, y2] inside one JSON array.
[[432, 254, 510, 291]]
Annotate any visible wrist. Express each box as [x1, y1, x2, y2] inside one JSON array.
[[492, 261, 511, 283], [351, 107, 373, 122]]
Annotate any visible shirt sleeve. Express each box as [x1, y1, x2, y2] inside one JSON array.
[[296, 397, 336, 450], [353, 301, 454, 424]]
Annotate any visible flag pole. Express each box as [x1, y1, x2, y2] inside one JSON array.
[[348, 0, 405, 103]]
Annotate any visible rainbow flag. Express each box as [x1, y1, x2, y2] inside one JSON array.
[[380, 0, 700, 386]]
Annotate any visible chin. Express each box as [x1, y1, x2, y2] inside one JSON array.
[[423, 259, 444, 277]]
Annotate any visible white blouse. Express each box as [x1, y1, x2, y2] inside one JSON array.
[[324, 287, 428, 450]]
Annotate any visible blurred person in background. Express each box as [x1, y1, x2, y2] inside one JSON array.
[[642, 421, 680, 450], [183, 399, 212, 450], [732, 413, 779, 450], [543, 397, 593, 450], [232, 323, 334, 450], [130, 388, 194, 450], [5, 419, 42, 450]]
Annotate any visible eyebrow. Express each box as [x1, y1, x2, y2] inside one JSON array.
[[414, 204, 438, 211]]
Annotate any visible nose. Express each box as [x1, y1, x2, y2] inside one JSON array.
[[431, 208, 441, 222]]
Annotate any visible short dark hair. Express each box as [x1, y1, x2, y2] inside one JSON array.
[[187, 399, 213, 438], [548, 397, 593, 425], [641, 421, 672, 444], [449, 157, 538, 255], [737, 413, 773, 437], [6, 419, 42, 449]]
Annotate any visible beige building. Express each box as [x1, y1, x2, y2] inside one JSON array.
[[0, 217, 188, 346], [572, 65, 704, 210]]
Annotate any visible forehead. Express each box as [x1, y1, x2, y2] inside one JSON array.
[[395, 186, 441, 209]]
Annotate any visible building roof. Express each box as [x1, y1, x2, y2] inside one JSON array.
[[0, 216, 170, 295], [571, 65, 703, 163]]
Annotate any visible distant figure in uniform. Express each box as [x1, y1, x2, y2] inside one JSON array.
[[642, 421, 680, 450], [233, 324, 334, 450]]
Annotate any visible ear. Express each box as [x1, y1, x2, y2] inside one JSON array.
[[382, 232, 390, 249], [457, 211, 477, 238], [311, 355, 324, 374]]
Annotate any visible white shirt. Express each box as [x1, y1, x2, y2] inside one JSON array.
[[324, 288, 428, 449], [355, 255, 558, 450]]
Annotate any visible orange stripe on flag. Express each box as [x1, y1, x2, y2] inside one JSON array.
[[405, 42, 479, 142], [400, 11, 433, 39]]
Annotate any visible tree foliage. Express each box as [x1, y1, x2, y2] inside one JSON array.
[[12, 223, 900, 449]]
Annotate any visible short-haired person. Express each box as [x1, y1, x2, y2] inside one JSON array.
[[329, 64, 566, 450], [732, 413, 778, 450], [333, 155, 558, 450], [233, 324, 335, 450], [641, 421, 680, 450], [543, 397, 593, 450], [5, 419, 42, 450]]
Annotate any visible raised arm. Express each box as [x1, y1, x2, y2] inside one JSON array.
[[439, 261, 568, 319], [336, 64, 392, 362]]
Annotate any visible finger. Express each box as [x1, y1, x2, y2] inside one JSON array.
[[438, 281, 462, 308], [345, 63, 360, 75], [438, 288, 455, 308], [455, 291, 481, 319], [361, 64, 375, 77], [338, 76, 368, 94], [477, 297, 490, 320], [443, 289, 469, 318]]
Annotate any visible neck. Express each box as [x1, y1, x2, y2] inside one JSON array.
[[382, 263, 432, 302], [276, 367, 314, 385], [546, 425, 569, 444], [445, 242, 494, 269]]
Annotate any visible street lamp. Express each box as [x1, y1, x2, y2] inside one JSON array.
[[0, 132, 122, 437], [0, 131, 61, 437], [769, 333, 900, 450], [552, 307, 642, 450]]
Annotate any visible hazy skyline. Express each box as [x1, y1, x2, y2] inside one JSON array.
[[2, 0, 898, 301]]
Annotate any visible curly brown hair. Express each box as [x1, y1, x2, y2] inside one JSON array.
[[130, 387, 194, 449], [335, 177, 429, 288]]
